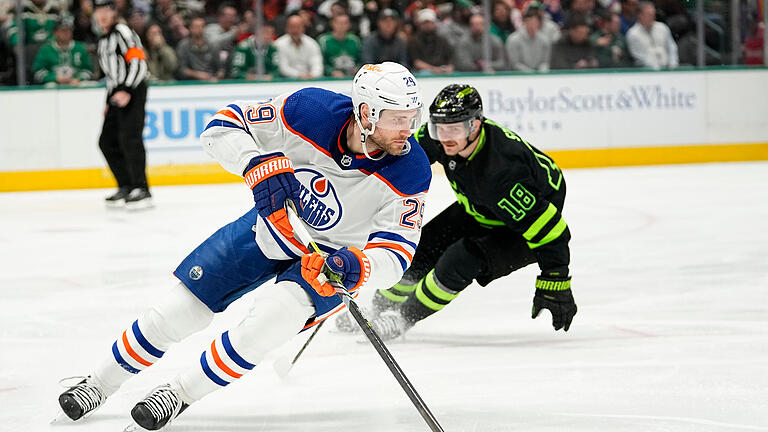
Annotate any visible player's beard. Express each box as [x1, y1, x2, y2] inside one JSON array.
[[367, 133, 408, 156]]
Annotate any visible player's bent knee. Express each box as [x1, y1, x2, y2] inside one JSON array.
[[434, 239, 485, 291], [140, 282, 215, 344], [227, 281, 315, 364]]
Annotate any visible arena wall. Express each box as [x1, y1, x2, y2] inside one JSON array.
[[1, 68, 766, 192]]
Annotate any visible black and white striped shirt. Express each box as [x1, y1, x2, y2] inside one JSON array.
[[97, 23, 148, 94]]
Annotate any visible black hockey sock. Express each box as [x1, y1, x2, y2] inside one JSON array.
[[400, 270, 461, 324]]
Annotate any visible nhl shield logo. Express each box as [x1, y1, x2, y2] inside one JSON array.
[[189, 266, 203, 280], [448, 160, 457, 170], [340, 154, 352, 167]]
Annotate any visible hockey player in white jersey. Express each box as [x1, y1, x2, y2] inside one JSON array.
[[57, 62, 431, 430]]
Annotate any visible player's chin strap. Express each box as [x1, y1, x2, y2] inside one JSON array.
[[355, 116, 387, 161]]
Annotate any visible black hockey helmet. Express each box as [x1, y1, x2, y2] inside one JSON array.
[[428, 84, 483, 124], [428, 84, 483, 142]]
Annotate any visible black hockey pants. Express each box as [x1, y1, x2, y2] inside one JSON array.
[[376, 202, 537, 323]]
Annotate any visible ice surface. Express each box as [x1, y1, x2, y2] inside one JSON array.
[[1, 162, 767, 432]]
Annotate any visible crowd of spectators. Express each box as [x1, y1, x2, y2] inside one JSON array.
[[0, 0, 764, 86]]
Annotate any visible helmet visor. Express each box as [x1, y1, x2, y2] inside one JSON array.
[[427, 119, 474, 142], [376, 108, 423, 132]]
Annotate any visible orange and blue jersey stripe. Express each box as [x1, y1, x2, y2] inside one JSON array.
[[203, 104, 252, 136], [365, 231, 417, 271], [112, 320, 165, 374]]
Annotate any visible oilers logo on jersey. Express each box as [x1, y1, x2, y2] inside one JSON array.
[[295, 168, 343, 231]]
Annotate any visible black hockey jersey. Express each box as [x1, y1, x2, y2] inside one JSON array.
[[414, 119, 571, 275]]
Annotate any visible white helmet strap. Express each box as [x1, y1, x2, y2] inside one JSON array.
[[355, 106, 387, 161]]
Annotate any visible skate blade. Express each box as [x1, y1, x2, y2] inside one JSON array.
[[105, 199, 125, 209], [50, 410, 70, 424], [123, 421, 144, 432], [125, 198, 154, 211]]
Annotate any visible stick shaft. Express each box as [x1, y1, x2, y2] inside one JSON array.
[[339, 292, 444, 432], [286, 201, 444, 431], [291, 320, 325, 365]]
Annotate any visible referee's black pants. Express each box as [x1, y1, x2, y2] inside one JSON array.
[[99, 82, 148, 190]]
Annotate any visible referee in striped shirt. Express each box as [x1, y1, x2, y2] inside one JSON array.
[[93, 0, 152, 209]]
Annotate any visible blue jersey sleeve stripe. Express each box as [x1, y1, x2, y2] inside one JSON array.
[[367, 231, 418, 250], [112, 341, 140, 374], [131, 320, 165, 358], [200, 352, 229, 386], [221, 331, 256, 370], [385, 249, 408, 272], [227, 104, 251, 134]]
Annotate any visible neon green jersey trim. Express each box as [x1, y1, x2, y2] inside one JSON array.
[[527, 217, 567, 249], [523, 203, 557, 241]]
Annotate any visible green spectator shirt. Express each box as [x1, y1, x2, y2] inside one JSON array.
[[230, 36, 279, 79], [32, 40, 93, 84], [6, 0, 61, 46], [317, 32, 361, 76]]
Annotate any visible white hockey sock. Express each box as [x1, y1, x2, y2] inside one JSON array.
[[172, 281, 314, 403], [92, 282, 214, 396]]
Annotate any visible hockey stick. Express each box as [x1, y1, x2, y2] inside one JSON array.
[[285, 202, 445, 432], [273, 320, 325, 378]]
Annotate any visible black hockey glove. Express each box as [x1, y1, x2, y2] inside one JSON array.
[[531, 275, 577, 332]]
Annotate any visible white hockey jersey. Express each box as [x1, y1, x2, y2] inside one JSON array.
[[200, 87, 432, 291]]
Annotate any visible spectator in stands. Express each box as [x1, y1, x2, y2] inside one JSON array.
[[163, 13, 189, 48], [506, 5, 551, 72], [361, 8, 408, 65], [151, 0, 177, 29], [230, 21, 279, 80], [32, 15, 93, 85], [490, 0, 515, 41], [362, 0, 407, 35], [274, 13, 323, 79], [405, 0, 437, 22], [145, 23, 177, 81], [437, 0, 472, 47], [6, 0, 60, 46], [176, 15, 224, 81], [529, 1, 561, 43], [318, 13, 361, 77], [408, 8, 454, 74], [71, 0, 99, 49], [454, 13, 506, 72], [318, 0, 365, 35], [591, 9, 630, 67], [563, 0, 596, 30], [205, 4, 248, 54], [626, 1, 678, 69], [127, 9, 149, 43], [619, 0, 638, 35], [550, 13, 598, 69]]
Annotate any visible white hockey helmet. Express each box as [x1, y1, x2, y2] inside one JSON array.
[[351, 62, 422, 158]]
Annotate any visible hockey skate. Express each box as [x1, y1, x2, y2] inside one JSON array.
[[334, 305, 378, 333], [105, 187, 131, 208], [368, 310, 412, 342], [126, 384, 188, 431], [56, 376, 107, 421], [125, 188, 154, 211]]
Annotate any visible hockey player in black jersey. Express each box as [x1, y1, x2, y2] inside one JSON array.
[[338, 84, 577, 340]]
